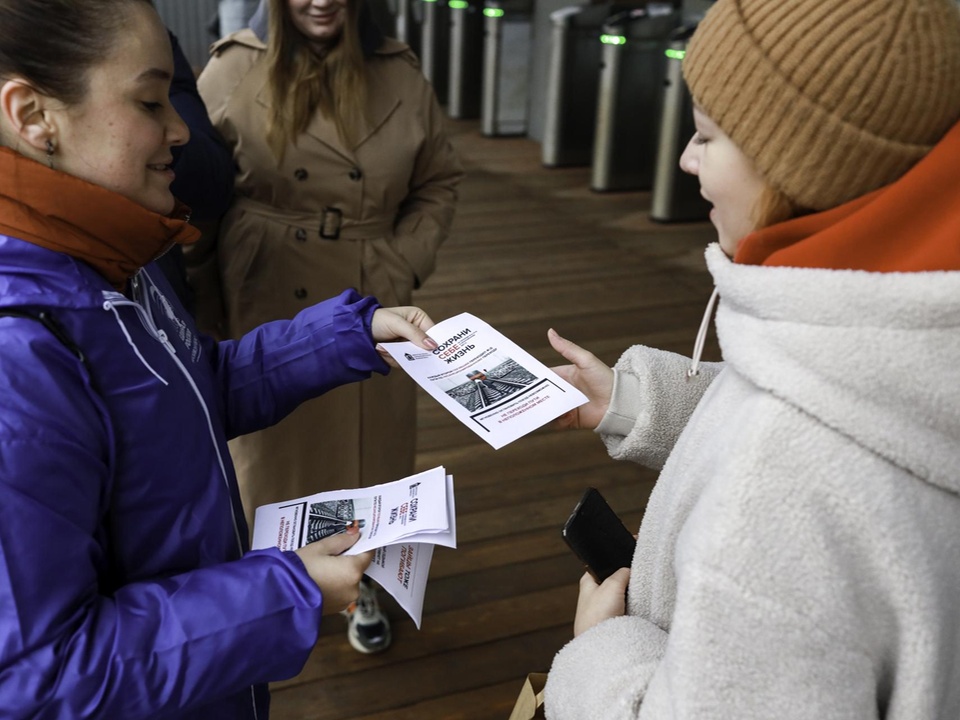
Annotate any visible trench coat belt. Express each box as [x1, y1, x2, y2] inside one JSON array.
[[232, 196, 393, 241]]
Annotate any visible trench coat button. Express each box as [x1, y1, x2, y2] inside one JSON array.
[[294, 288, 308, 300], [349, 167, 363, 181], [295, 228, 307, 242], [294, 168, 309, 181]]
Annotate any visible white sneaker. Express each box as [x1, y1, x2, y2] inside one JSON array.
[[343, 578, 392, 654]]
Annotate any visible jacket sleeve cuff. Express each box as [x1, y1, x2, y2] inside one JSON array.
[[544, 616, 667, 719], [595, 369, 644, 438], [332, 290, 391, 376]]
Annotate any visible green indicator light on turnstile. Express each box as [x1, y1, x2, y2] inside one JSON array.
[[665, 48, 686, 60], [483, 7, 505, 16], [449, 1, 469, 8], [600, 34, 627, 45]]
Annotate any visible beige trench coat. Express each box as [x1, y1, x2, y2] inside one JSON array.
[[193, 30, 463, 530]]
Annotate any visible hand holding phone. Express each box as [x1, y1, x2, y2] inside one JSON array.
[[561, 487, 636, 583]]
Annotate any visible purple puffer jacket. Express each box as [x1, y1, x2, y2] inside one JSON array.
[[0, 234, 390, 719]]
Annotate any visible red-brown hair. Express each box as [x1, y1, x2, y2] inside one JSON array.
[[751, 184, 811, 230]]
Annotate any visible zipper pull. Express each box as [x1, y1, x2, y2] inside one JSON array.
[[156, 329, 177, 356]]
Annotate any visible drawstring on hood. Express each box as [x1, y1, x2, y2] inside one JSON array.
[[102, 268, 247, 557], [0, 147, 199, 291], [102, 292, 170, 386], [687, 287, 719, 379]]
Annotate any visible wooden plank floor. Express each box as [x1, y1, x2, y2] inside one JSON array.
[[269, 118, 720, 719]]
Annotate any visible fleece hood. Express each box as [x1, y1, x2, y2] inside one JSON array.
[[708, 243, 960, 498]]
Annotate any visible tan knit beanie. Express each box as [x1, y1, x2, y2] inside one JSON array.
[[683, 0, 960, 211]]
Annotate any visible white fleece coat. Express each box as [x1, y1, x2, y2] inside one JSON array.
[[545, 243, 960, 719]]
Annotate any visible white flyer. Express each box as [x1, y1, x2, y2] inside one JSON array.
[[380, 313, 588, 449], [250, 466, 455, 628]]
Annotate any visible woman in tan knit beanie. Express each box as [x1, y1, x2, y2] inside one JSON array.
[[544, 0, 960, 717]]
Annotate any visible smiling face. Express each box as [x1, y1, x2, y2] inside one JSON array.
[[48, 3, 189, 215], [287, 0, 348, 48], [679, 107, 768, 257]]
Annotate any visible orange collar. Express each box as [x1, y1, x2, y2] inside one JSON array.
[[0, 147, 200, 291], [736, 119, 960, 272]]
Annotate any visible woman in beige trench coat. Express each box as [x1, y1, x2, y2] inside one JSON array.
[[191, 0, 463, 653]]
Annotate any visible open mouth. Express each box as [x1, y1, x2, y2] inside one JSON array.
[[147, 163, 176, 183]]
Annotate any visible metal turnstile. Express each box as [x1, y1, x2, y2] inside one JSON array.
[[541, 2, 634, 167], [419, 0, 451, 105], [392, 0, 423, 56], [590, 3, 680, 192], [481, 0, 534, 136], [447, 0, 485, 118], [526, 0, 583, 143], [650, 24, 711, 222]]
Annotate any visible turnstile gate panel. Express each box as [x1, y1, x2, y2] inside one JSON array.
[[590, 4, 681, 192], [481, 0, 534, 136], [541, 2, 645, 167], [420, 0, 451, 105], [650, 23, 711, 222], [448, 0, 485, 118]]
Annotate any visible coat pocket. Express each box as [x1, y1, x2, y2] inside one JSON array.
[[365, 236, 418, 306]]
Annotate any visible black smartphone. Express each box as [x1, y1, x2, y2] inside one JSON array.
[[561, 487, 636, 583]]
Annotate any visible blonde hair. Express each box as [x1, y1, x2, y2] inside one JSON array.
[[265, 0, 369, 161]]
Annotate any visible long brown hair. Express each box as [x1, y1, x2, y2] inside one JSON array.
[[265, 0, 369, 161]]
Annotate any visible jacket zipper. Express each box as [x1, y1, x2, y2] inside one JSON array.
[[106, 271, 259, 718]]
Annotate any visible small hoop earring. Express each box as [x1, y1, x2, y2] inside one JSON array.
[[45, 139, 55, 169]]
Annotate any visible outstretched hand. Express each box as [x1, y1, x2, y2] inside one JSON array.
[[372, 306, 438, 366], [295, 524, 374, 615], [548, 328, 614, 431]]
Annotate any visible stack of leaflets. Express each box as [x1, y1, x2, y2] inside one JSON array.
[[251, 466, 455, 628]]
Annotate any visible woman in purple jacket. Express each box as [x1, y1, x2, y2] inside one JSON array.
[[0, 1, 436, 717]]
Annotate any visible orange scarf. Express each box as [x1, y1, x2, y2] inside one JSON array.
[[0, 147, 200, 291], [735, 120, 960, 272]]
